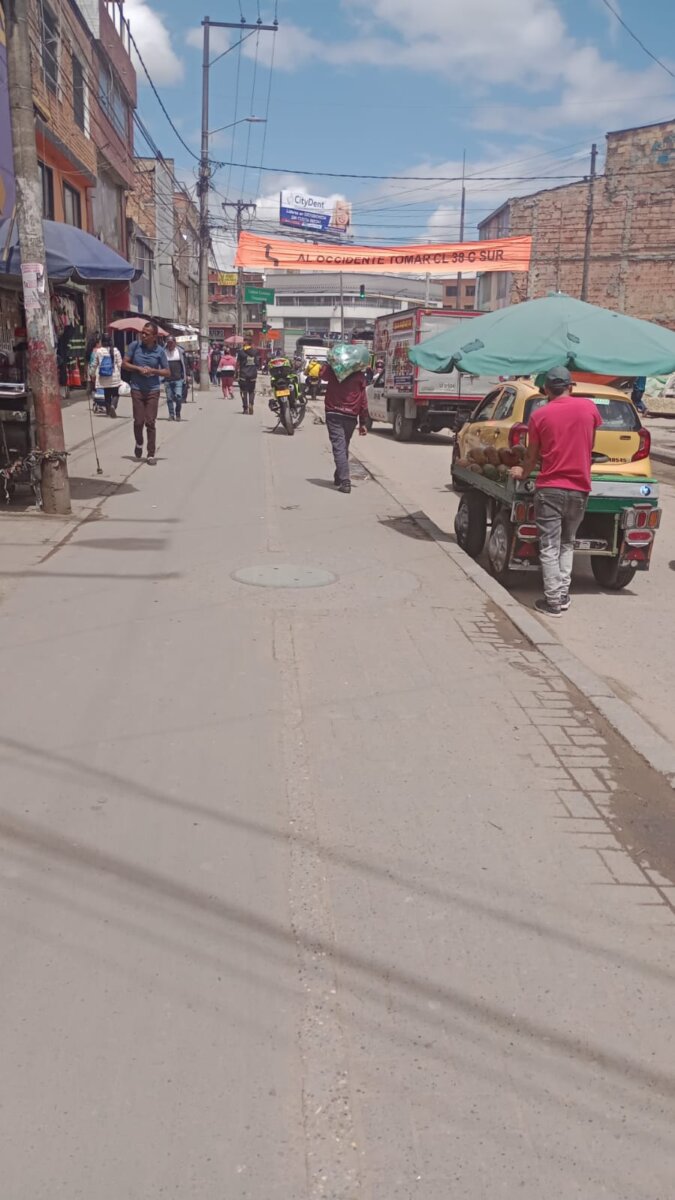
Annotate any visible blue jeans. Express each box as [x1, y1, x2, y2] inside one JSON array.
[[326, 411, 357, 484], [535, 488, 588, 603], [166, 379, 184, 418]]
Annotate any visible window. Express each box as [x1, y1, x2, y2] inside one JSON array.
[[41, 4, 59, 94], [469, 390, 502, 422], [445, 285, 457, 296], [99, 65, 129, 139], [492, 388, 516, 422], [466, 284, 475, 295], [63, 183, 82, 228], [72, 55, 85, 131], [38, 161, 54, 219]]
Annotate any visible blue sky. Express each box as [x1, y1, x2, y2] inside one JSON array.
[[125, 0, 675, 264]]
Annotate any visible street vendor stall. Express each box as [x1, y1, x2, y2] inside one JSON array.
[[409, 293, 675, 593]]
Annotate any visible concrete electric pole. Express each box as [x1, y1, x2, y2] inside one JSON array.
[[222, 200, 257, 337], [580, 143, 598, 303], [5, 0, 71, 513], [198, 15, 277, 386]]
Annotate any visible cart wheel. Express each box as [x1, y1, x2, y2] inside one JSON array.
[[487, 512, 514, 582], [392, 408, 414, 441], [591, 555, 636, 591], [454, 492, 487, 558]]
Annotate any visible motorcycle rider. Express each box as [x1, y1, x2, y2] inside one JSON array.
[[304, 356, 323, 400]]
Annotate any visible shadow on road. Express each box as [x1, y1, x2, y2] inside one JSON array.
[[379, 511, 455, 544]]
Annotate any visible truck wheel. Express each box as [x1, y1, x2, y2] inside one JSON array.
[[487, 512, 514, 582], [392, 409, 414, 441], [591, 555, 637, 591], [454, 492, 487, 558]]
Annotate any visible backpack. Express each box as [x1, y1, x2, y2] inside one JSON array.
[[99, 351, 114, 378]]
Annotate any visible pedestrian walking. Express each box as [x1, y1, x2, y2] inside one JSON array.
[[217, 349, 237, 398], [321, 361, 369, 493], [91, 334, 123, 417], [510, 366, 602, 617], [237, 342, 258, 414], [164, 336, 187, 421], [209, 344, 221, 386], [123, 321, 170, 465], [631, 376, 648, 415]]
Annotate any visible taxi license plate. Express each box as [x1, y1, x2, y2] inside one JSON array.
[[276, 389, 290, 397]]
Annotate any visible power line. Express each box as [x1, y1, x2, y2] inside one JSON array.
[[598, 0, 675, 82], [240, 28, 261, 198], [126, 22, 200, 160], [255, 19, 277, 195]]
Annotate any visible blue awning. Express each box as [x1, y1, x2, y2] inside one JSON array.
[[0, 218, 142, 284]]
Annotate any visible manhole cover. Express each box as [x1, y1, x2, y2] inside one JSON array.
[[232, 564, 337, 589]]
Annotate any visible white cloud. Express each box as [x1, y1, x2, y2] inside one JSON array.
[[241, 23, 323, 71], [248, 0, 674, 134], [125, 0, 183, 85], [186, 25, 230, 55]]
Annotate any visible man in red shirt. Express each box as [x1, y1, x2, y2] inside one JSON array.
[[511, 366, 602, 618], [321, 363, 370, 493]]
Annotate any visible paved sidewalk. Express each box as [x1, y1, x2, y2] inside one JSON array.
[[645, 416, 675, 465], [1, 392, 674, 1199]]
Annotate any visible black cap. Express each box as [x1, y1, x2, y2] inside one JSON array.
[[545, 365, 571, 386]]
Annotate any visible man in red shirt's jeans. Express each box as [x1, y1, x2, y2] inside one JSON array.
[[321, 363, 370, 494], [511, 366, 601, 618]]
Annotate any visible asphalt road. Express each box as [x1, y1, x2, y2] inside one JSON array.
[[1, 388, 675, 1198], [357, 424, 675, 746]]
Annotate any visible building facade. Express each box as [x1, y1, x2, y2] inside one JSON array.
[[173, 192, 199, 328], [439, 276, 477, 310], [0, 0, 138, 381], [477, 120, 675, 328], [131, 158, 176, 320], [266, 272, 444, 354]]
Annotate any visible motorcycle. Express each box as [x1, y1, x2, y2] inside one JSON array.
[[268, 359, 306, 435]]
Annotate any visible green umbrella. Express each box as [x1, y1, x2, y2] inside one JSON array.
[[409, 293, 675, 378]]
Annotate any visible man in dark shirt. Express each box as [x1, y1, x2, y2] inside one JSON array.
[[321, 363, 369, 493], [237, 343, 258, 414]]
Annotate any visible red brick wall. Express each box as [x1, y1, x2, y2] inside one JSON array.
[[486, 121, 675, 329]]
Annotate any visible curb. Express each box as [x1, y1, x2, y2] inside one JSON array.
[[651, 449, 675, 467], [357, 454, 675, 791]]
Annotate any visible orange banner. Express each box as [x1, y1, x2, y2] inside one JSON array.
[[235, 230, 532, 274]]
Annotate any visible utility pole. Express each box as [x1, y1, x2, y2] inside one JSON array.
[[198, 15, 277, 386], [198, 17, 211, 390], [580, 142, 598, 302], [5, 0, 70, 513], [457, 149, 466, 306], [339, 271, 345, 338], [222, 200, 256, 336]]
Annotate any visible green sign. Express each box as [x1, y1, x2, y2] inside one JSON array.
[[244, 285, 275, 304]]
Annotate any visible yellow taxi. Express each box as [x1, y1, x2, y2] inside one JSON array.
[[453, 379, 652, 478]]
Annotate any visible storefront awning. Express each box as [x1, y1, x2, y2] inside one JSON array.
[[0, 219, 142, 284]]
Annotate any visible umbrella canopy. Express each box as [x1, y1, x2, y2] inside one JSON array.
[[409, 293, 675, 378], [224, 335, 244, 346], [0, 218, 142, 284], [110, 317, 169, 336]]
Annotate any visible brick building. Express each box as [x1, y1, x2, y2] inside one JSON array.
[[130, 158, 177, 320], [477, 120, 675, 329], [0, 0, 139, 380]]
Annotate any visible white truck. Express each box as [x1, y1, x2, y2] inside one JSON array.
[[368, 308, 500, 440], [299, 344, 329, 389]]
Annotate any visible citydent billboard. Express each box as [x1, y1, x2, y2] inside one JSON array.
[[280, 190, 351, 235], [0, 6, 16, 221]]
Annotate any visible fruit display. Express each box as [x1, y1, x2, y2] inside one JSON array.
[[454, 441, 527, 486]]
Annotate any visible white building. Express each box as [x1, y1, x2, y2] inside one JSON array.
[[267, 272, 444, 354]]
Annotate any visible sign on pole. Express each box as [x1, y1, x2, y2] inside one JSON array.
[[244, 285, 275, 304]]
